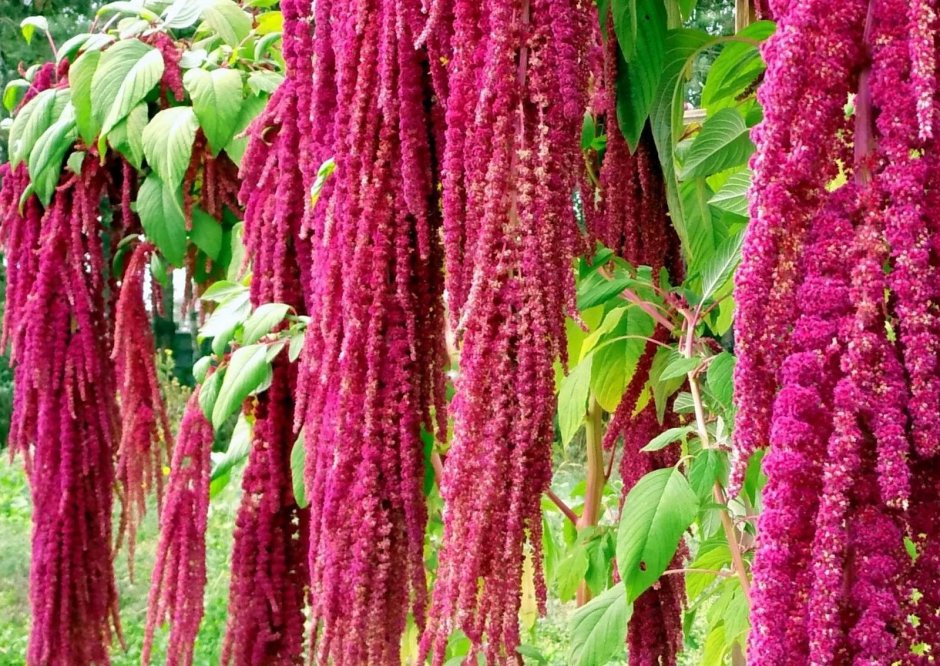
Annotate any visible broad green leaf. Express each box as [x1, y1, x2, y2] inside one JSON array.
[[193, 356, 213, 383], [706, 351, 735, 414], [699, 228, 745, 303], [688, 448, 724, 502], [136, 174, 188, 266], [212, 343, 270, 428], [142, 107, 198, 188], [617, 467, 698, 601], [660, 354, 701, 381], [66, 151, 85, 174], [702, 21, 775, 112], [200, 289, 251, 339], [289, 330, 305, 362], [641, 425, 694, 452], [107, 102, 148, 169], [649, 346, 686, 423], [686, 543, 731, 600], [191, 207, 223, 260], [702, 625, 727, 665], [224, 93, 268, 164], [202, 280, 248, 302], [210, 411, 252, 479], [69, 50, 101, 145], [558, 358, 592, 446], [576, 271, 639, 311], [556, 545, 590, 602], [20, 16, 49, 45], [184, 68, 244, 155], [568, 583, 631, 666], [3, 80, 29, 113], [681, 177, 721, 271], [28, 105, 78, 206], [91, 40, 164, 141], [247, 70, 284, 95], [679, 108, 755, 180], [163, 0, 203, 28], [709, 170, 751, 217], [242, 302, 290, 344], [202, 0, 252, 47], [615, 0, 666, 150], [649, 29, 714, 261], [97, 1, 161, 21], [9, 88, 70, 167], [199, 369, 224, 422], [611, 0, 638, 60], [591, 306, 655, 412], [256, 10, 283, 34], [254, 32, 282, 61], [290, 430, 307, 508]]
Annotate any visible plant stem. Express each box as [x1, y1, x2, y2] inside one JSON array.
[[545, 490, 579, 525], [681, 313, 752, 603], [576, 398, 604, 606]]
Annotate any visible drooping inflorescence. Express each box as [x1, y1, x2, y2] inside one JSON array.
[[219, 2, 314, 663], [1, 152, 124, 662], [112, 241, 174, 570], [418, 0, 591, 662], [734, 0, 940, 661], [292, 0, 449, 662], [142, 391, 214, 666]]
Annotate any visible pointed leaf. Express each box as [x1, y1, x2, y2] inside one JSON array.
[[641, 425, 695, 452], [241, 302, 290, 344], [91, 40, 164, 140], [136, 173, 187, 266], [699, 228, 745, 302], [191, 207, 223, 260], [28, 105, 77, 205], [568, 583, 632, 666], [212, 344, 270, 428], [183, 67, 244, 155], [142, 106, 198, 188], [617, 467, 698, 601], [709, 170, 751, 217], [201, 0, 252, 47], [616, 0, 666, 150], [679, 108, 755, 180], [559, 358, 592, 446]]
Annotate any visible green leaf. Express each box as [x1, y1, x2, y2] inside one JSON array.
[[576, 272, 638, 311], [202, 0, 252, 47], [650, 346, 686, 423], [611, 0, 638, 60], [193, 356, 213, 383], [254, 32, 282, 61], [679, 108, 755, 180], [702, 21, 775, 111], [3, 80, 29, 113], [69, 50, 101, 145], [242, 302, 290, 345], [92, 40, 164, 144], [290, 430, 308, 508], [201, 289, 251, 340], [615, 0, 666, 150], [191, 207, 223, 260], [557, 544, 590, 602], [9, 88, 70, 167], [617, 467, 698, 601], [256, 10, 283, 34], [660, 353, 701, 381], [709, 170, 751, 217], [698, 228, 745, 303], [688, 448, 723, 502], [649, 29, 714, 262], [568, 583, 632, 666], [210, 411, 252, 480], [107, 102, 148, 169], [558, 358, 592, 446], [680, 177, 721, 271], [66, 151, 85, 174], [224, 93, 268, 164], [706, 351, 735, 414], [590, 306, 655, 412], [212, 344, 270, 428], [641, 425, 694, 452], [20, 16, 49, 44], [97, 1, 161, 21], [199, 370, 224, 422], [289, 330, 305, 362], [202, 280, 249, 302], [136, 174, 188, 266], [142, 107, 198, 188], [163, 0, 204, 29], [678, 0, 697, 19], [184, 68, 244, 155], [686, 543, 731, 600], [247, 70, 284, 95], [28, 105, 78, 206]]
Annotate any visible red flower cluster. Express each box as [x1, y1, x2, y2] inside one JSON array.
[[735, 0, 940, 660]]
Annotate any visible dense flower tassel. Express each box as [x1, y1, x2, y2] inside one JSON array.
[[1, 156, 121, 664], [142, 391, 214, 666], [295, 0, 448, 662], [222, 2, 314, 663], [731, 0, 867, 491], [112, 241, 174, 569], [419, 0, 590, 662]]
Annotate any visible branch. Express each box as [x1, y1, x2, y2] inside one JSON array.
[[545, 489, 579, 525]]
